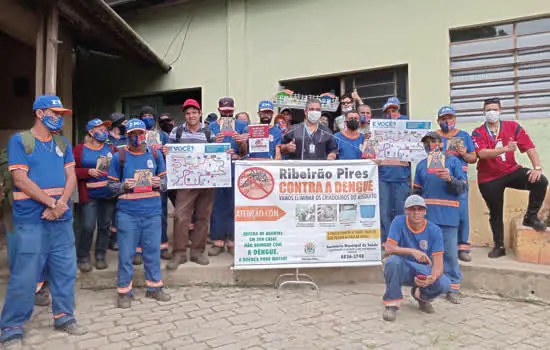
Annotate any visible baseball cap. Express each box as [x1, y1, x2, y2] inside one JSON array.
[[125, 119, 146, 134], [33, 95, 72, 114], [280, 107, 292, 113], [258, 100, 274, 112], [139, 106, 156, 117], [404, 195, 426, 209], [205, 113, 218, 124], [438, 106, 456, 118], [182, 99, 201, 112], [383, 97, 401, 112], [159, 113, 173, 121], [421, 131, 443, 143], [110, 112, 126, 124], [218, 97, 235, 111], [86, 118, 112, 132]]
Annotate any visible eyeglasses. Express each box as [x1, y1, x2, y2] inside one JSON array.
[[342, 101, 353, 105]]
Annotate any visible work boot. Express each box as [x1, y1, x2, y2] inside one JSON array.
[[133, 255, 143, 265], [78, 261, 92, 273], [166, 252, 187, 270], [458, 251, 472, 262], [95, 259, 108, 270], [146, 289, 171, 302], [55, 321, 87, 336], [382, 306, 397, 321], [117, 294, 133, 309], [190, 255, 210, 266], [34, 288, 50, 307], [226, 240, 235, 256], [109, 241, 119, 251], [1, 335, 23, 349], [208, 242, 225, 256], [447, 292, 461, 304], [488, 246, 506, 259], [523, 215, 547, 232], [161, 251, 172, 260], [418, 301, 435, 314]]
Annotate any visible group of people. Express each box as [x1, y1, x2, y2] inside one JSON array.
[[0, 91, 547, 346]]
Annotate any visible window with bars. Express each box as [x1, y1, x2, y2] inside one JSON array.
[[450, 17, 550, 121]]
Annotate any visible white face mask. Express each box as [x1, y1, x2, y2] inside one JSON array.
[[343, 106, 353, 113], [485, 110, 500, 123], [307, 111, 322, 123]]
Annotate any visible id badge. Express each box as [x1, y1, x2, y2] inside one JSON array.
[[495, 140, 506, 161], [309, 144, 316, 154]]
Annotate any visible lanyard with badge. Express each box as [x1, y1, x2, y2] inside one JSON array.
[[305, 126, 317, 155], [485, 122, 506, 161]]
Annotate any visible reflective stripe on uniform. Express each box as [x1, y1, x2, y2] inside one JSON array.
[[13, 187, 64, 201], [119, 192, 160, 200]]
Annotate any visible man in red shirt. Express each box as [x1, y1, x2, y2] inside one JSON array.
[[472, 97, 548, 259]]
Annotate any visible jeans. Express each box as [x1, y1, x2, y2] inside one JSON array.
[[1, 220, 77, 339], [210, 186, 235, 243], [76, 198, 116, 262], [383, 255, 450, 307], [457, 192, 470, 252], [379, 181, 410, 242], [6, 231, 47, 294], [161, 191, 169, 252], [441, 225, 461, 293], [116, 211, 162, 295]]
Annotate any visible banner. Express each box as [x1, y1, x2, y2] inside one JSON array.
[[370, 120, 432, 162], [234, 160, 381, 270], [166, 143, 232, 189], [248, 125, 270, 153]]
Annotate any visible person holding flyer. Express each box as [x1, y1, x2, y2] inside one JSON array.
[[247, 100, 282, 160], [413, 132, 467, 304], [107, 119, 170, 308], [334, 110, 364, 160], [382, 195, 450, 322], [436, 106, 477, 262]]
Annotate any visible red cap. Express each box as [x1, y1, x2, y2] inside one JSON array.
[[182, 99, 201, 111]]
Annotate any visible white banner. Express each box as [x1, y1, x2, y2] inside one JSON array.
[[234, 160, 381, 270], [166, 143, 232, 189], [370, 120, 432, 162]]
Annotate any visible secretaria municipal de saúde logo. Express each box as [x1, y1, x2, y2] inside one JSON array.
[[304, 242, 316, 254], [419, 240, 428, 251]]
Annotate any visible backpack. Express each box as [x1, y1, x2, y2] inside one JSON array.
[[175, 126, 213, 143], [118, 146, 159, 179]]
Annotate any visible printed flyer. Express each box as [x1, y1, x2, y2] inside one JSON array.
[[248, 124, 270, 153], [370, 120, 432, 162], [234, 160, 381, 270]]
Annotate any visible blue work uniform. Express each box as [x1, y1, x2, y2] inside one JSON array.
[[379, 114, 411, 243], [208, 119, 249, 245], [2, 133, 77, 339], [383, 215, 450, 307], [437, 129, 475, 253], [334, 131, 364, 160], [413, 154, 466, 293], [108, 147, 166, 296], [107, 133, 127, 149], [247, 126, 282, 160]]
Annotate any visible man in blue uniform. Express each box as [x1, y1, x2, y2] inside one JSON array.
[[1, 95, 86, 346], [436, 106, 477, 262], [334, 110, 364, 160], [382, 195, 450, 322], [248, 100, 282, 160], [107, 119, 170, 308], [413, 132, 467, 304], [378, 97, 411, 244]]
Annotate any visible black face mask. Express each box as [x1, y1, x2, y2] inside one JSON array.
[[113, 122, 126, 134], [346, 119, 359, 131], [159, 120, 174, 134]]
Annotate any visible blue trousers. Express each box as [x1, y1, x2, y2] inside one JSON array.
[[136, 192, 169, 255], [210, 186, 235, 243], [1, 221, 77, 339], [441, 225, 462, 293], [116, 211, 163, 295], [379, 181, 410, 242], [383, 255, 450, 307], [76, 198, 116, 262], [458, 192, 470, 252], [6, 232, 47, 294]]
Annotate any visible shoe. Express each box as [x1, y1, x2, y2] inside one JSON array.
[[458, 251, 472, 262], [190, 255, 210, 265], [419, 301, 435, 314], [34, 288, 50, 307], [95, 259, 108, 270], [523, 215, 547, 232], [166, 253, 187, 270], [117, 294, 132, 309], [161, 251, 173, 260], [208, 245, 224, 256], [78, 261, 92, 273], [145, 289, 171, 302], [55, 321, 87, 336], [1, 335, 23, 349], [133, 255, 143, 265], [109, 241, 119, 251], [488, 246, 506, 259], [226, 246, 234, 256], [382, 306, 397, 321], [447, 292, 461, 304]]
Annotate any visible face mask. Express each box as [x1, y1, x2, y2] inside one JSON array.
[[116, 123, 126, 134], [93, 130, 108, 142], [390, 112, 400, 119], [343, 106, 353, 113], [128, 134, 146, 147], [277, 121, 287, 133], [159, 120, 173, 134], [424, 143, 441, 154], [142, 116, 155, 130], [485, 110, 500, 123], [41, 114, 64, 132], [439, 120, 456, 132], [320, 120, 329, 127], [346, 119, 359, 131], [360, 114, 368, 123], [307, 111, 322, 123]]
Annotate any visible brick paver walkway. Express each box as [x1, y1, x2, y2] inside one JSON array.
[[8, 284, 550, 350]]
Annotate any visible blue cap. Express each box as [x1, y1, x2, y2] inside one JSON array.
[[33, 94, 72, 114], [125, 119, 146, 134], [421, 131, 442, 143], [438, 106, 456, 118], [86, 118, 112, 132], [258, 100, 274, 112], [383, 97, 401, 112]]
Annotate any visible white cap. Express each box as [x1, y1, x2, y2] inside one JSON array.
[[404, 195, 426, 209]]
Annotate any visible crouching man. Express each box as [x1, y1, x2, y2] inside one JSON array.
[[107, 119, 171, 308], [382, 195, 450, 322]]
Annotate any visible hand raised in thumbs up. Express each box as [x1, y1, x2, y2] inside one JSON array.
[[286, 139, 297, 153]]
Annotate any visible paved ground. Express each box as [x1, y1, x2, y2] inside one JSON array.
[[6, 283, 550, 350]]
